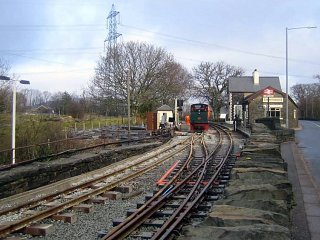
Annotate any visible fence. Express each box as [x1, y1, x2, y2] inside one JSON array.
[[0, 136, 105, 166]]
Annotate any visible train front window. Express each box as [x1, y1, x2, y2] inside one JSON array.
[[191, 105, 207, 112]]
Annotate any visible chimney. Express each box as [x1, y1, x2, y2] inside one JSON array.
[[253, 69, 259, 85]]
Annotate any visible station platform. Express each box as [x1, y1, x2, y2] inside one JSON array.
[[281, 141, 320, 240]]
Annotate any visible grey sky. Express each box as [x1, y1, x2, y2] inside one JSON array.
[[0, 0, 319, 94]]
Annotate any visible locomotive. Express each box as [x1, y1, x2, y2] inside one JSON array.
[[190, 103, 211, 132]]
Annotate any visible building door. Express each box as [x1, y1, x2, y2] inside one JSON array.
[[233, 105, 242, 119]]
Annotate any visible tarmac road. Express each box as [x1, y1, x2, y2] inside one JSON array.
[[289, 120, 320, 240], [295, 120, 320, 186]]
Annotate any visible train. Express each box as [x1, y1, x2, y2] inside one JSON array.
[[190, 103, 211, 132]]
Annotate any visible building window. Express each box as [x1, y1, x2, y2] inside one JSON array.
[[294, 109, 296, 119], [266, 108, 281, 118]]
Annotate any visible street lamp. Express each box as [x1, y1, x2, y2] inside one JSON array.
[[285, 26, 317, 128], [0, 76, 30, 164]]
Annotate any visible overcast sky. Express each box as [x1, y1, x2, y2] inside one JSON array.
[[0, 0, 319, 95]]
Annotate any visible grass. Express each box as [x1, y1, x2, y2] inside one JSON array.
[[0, 113, 137, 151], [0, 113, 140, 165]]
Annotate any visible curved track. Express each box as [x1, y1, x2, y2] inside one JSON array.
[[103, 125, 233, 239]]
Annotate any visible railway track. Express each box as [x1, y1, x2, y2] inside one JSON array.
[[103, 125, 234, 239], [0, 132, 171, 172], [0, 135, 194, 238]]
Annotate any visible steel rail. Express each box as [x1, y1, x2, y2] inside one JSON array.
[[0, 135, 167, 171], [102, 134, 204, 240], [155, 125, 233, 239], [103, 131, 224, 240], [0, 135, 192, 216], [0, 136, 195, 238]]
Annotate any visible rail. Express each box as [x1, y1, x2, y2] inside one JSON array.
[[0, 134, 192, 238], [103, 126, 233, 239], [0, 128, 173, 170]]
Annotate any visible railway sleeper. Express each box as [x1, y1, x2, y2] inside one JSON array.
[[52, 213, 77, 224], [190, 211, 207, 219], [205, 194, 219, 201], [193, 156, 204, 160], [219, 170, 231, 176], [218, 174, 230, 180], [207, 187, 224, 194], [126, 209, 175, 218], [171, 194, 187, 200], [218, 179, 228, 184], [136, 199, 182, 209], [131, 231, 154, 239], [142, 219, 166, 227], [196, 202, 212, 211], [24, 224, 53, 237], [163, 201, 184, 208], [112, 219, 165, 228], [112, 218, 124, 227]]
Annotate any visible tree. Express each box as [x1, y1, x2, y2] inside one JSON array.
[[192, 61, 244, 120], [0, 58, 11, 113], [89, 41, 192, 118], [49, 91, 85, 118], [291, 82, 320, 120]]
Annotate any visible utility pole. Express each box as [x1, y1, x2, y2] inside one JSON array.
[[127, 70, 131, 140], [174, 98, 178, 128]]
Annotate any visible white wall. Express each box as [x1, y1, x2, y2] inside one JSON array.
[[157, 110, 173, 129]]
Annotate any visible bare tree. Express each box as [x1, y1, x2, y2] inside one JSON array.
[[0, 58, 11, 113], [291, 83, 320, 120], [42, 91, 52, 104], [89, 41, 192, 118], [0, 58, 10, 79], [193, 61, 244, 120]]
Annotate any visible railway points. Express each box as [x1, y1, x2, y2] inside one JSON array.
[[0, 121, 313, 240]]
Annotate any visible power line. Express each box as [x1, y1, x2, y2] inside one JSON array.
[[0, 47, 100, 52], [0, 24, 105, 33], [1, 51, 71, 65], [120, 24, 320, 67], [0, 24, 104, 28], [0, 22, 317, 66], [16, 68, 94, 75]]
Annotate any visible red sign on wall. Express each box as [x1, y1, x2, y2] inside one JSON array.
[[263, 88, 274, 96]]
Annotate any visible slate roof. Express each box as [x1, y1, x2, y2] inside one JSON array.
[[228, 76, 281, 93], [156, 104, 172, 111]]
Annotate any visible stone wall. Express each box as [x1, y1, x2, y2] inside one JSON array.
[[254, 118, 295, 142], [179, 123, 293, 240], [0, 142, 162, 199]]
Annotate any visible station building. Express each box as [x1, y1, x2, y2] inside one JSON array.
[[227, 69, 299, 128]]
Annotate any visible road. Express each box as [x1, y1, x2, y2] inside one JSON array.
[[295, 120, 320, 187]]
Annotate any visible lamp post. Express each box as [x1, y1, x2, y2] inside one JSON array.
[[285, 26, 316, 128], [0, 76, 30, 164]]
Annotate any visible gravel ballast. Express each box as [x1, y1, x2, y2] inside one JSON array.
[[26, 141, 185, 240]]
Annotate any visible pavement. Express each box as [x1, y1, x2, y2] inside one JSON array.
[[281, 141, 320, 240]]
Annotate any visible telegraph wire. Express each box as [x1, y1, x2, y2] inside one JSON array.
[[0, 23, 318, 66], [120, 24, 320, 67], [0, 51, 71, 65]]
